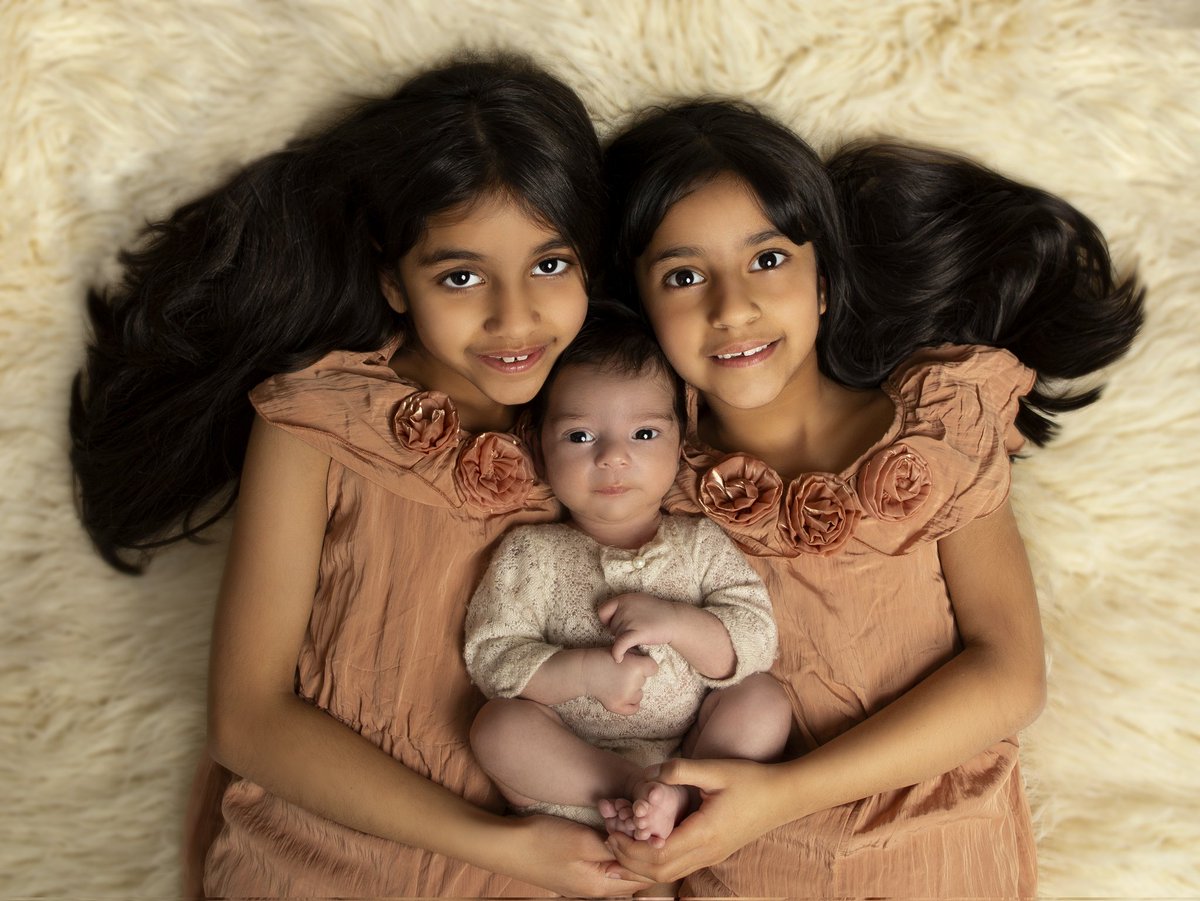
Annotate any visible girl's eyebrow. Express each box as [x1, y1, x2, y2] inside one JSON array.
[[532, 238, 572, 255], [416, 238, 570, 268], [646, 230, 788, 267], [646, 245, 702, 267], [416, 248, 484, 266], [746, 229, 787, 245]]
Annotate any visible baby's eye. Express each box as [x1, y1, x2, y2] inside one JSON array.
[[664, 268, 704, 289], [441, 270, 483, 288], [749, 251, 787, 272], [633, 428, 660, 440], [566, 430, 594, 444], [533, 257, 572, 276]]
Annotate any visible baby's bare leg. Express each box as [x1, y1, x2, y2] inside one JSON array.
[[470, 697, 641, 809], [622, 674, 793, 845], [683, 672, 792, 762]]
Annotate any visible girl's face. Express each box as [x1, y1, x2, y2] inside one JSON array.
[[386, 191, 587, 428], [635, 174, 825, 412], [540, 364, 681, 539]]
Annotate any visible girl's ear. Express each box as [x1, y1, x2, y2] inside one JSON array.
[[818, 275, 828, 315], [379, 270, 408, 315]]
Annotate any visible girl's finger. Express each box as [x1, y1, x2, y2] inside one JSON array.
[[606, 833, 682, 883], [654, 756, 728, 791], [602, 863, 655, 886]]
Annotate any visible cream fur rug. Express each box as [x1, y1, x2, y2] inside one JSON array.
[[2, 0, 1197, 897]]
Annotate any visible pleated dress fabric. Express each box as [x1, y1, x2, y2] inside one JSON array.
[[667, 344, 1041, 898], [190, 341, 561, 898]]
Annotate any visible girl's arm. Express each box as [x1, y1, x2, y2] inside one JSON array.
[[207, 417, 649, 896], [607, 500, 1046, 881]]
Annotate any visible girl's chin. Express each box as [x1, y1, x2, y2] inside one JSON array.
[[704, 383, 787, 412]]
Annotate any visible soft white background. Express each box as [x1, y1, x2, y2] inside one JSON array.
[[2, 0, 1197, 896]]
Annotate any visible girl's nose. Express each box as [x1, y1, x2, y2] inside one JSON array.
[[485, 282, 539, 336], [707, 277, 761, 329]]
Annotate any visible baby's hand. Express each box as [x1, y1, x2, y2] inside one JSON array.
[[583, 648, 659, 716], [597, 593, 682, 662]]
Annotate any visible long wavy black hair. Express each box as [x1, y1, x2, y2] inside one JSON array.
[[71, 54, 605, 573], [604, 100, 1144, 447]]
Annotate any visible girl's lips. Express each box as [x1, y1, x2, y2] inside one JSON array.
[[709, 339, 779, 368], [476, 345, 547, 373]]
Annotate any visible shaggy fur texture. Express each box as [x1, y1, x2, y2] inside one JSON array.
[[2, 0, 1196, 896]]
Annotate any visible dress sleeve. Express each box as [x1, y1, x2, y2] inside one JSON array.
[[249, 350, 463, 506], [853, 344, 1036, 555], [689, 518, 778, 688], [463, 527, 564, 699], [250, 349, 553, 515]]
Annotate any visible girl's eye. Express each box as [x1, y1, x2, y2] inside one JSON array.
[[664, 268, 705, 289], [633, 428, 660, 441], [566, 430, 594, 444], [441, 270, 483, 288], [533, 257, 571, 276], [750, 251, 787, 272]]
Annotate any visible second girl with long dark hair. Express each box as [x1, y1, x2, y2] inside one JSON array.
[[600, 99, 1142, 896]]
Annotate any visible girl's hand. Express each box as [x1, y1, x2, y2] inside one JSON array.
[[603, 757, 787, 884], [583, 647, 659, 716], [501, 813, 653, 896], [597, 593, 681, 662]]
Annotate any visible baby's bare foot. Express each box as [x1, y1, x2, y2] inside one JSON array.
[[630, 780, 689, 844], [598, 797, 637, 837]]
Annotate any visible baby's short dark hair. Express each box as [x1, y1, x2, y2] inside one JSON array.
[[528, 300, 686, 433]]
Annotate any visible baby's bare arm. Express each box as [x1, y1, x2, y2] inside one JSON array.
[[523, 647, 659, 715]]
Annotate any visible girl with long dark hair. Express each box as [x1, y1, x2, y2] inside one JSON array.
[[70, 56, 652, 897], [600, 100, 1143, 896]]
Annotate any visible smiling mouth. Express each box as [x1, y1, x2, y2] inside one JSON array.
[[709, 340, 780, 366], [478, 346, 546, 373], [715, 343, 773, 360]]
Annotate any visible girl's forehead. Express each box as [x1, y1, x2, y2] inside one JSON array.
[[641, 176, 780, 262], [424, 188, 545, 230]]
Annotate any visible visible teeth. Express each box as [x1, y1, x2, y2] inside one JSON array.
[[716, 343, 769, 360], [498, 354, 530, 363]]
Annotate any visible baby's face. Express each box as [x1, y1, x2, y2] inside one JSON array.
[[540, 364, 682, 533]]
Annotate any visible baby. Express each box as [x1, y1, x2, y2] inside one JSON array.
[[465, 306, 792, 847]]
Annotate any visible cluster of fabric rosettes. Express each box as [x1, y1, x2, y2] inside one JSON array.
[[696, 445, 932, 556], [391, 390, 535, 513]]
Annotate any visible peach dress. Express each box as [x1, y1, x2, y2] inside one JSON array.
[[189, 341, 561, 897], [665, 345, 1040, 898]]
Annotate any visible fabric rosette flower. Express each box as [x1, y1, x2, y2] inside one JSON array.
[[699, 454, 784, 527], [455, 432, 535, 513], [857, 443, 932, 522], [780, 474, 861, 556], [392, 391, 460, 453]]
